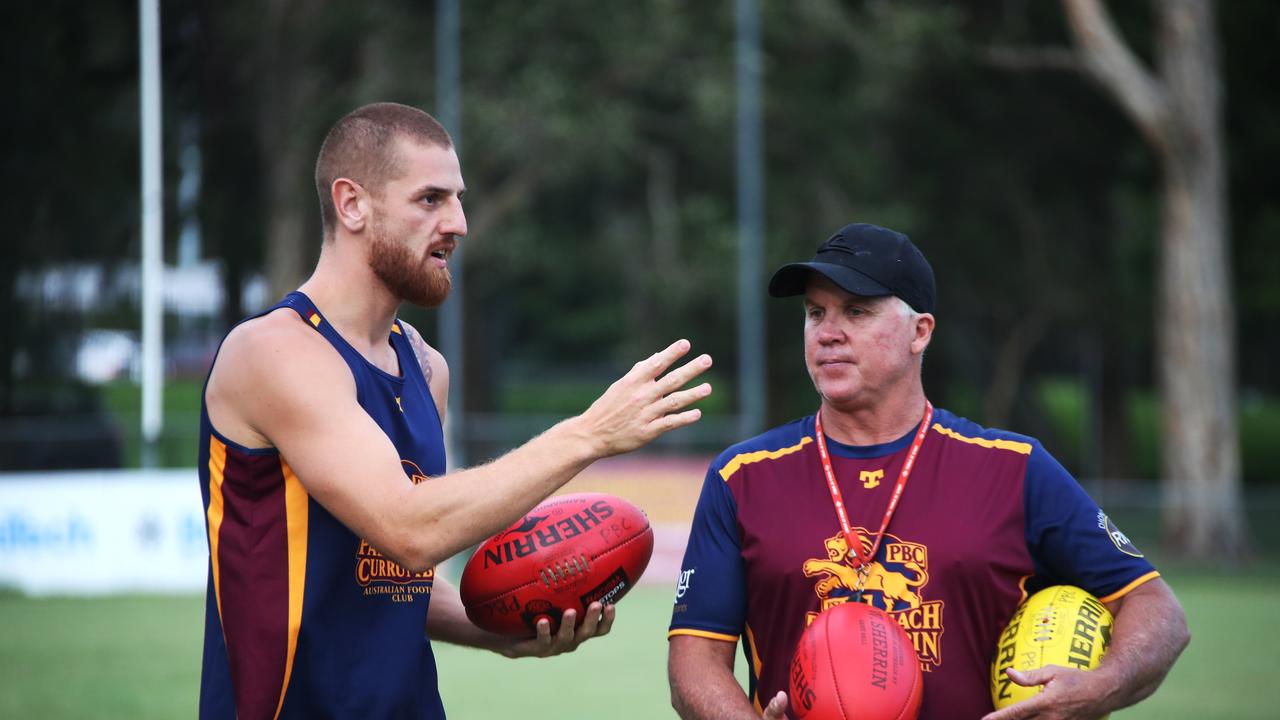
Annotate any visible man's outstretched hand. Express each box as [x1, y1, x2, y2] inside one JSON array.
[[580, 339, 713, 456]]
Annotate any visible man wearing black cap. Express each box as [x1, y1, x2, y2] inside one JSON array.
[[667, 223, 1188, 719]]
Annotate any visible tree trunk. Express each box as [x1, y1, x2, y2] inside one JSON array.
[[1063, 0, 1246, 561], [1154, 0, 1244, 560]]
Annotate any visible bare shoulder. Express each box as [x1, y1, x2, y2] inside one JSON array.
[[399, 319, 449, 420], [207, 308, 354, 446], [398, 320, 449, 386]]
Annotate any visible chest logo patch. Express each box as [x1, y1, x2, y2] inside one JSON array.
[[859, 469, 884, 489], [802, 530, 945, 670], [353, 459, 436, 602]]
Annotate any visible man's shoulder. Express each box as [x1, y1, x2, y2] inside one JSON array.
[[397, 319, 447, 367], [929, 407, 1041, 457], [709, 416, 813, 476], [221, 307, 328, 360], [212, 307, 347, 389]]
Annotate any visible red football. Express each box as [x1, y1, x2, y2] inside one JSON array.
[[459, 492, 654, 636], [790, 601, 923, 720]]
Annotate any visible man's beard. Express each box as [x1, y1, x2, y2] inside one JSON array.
[[368, 222, 452, 308]]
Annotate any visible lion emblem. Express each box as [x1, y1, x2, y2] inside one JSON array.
[[802, 533, 928, 613]]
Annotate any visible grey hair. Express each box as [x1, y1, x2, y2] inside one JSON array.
[[892, 296, 918, 320]]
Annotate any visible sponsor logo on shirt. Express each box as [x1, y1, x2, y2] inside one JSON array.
[[352, 458, 437, 603], [802, 530, 945, 671], [675, 567, 696, 600], [1096, 510, 1144, 557]]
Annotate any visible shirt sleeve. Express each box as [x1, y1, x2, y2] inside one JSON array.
[[668, 462, 747, 642], [1024, 441, 1159, 602]]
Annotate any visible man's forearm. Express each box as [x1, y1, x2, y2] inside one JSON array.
[[669, 636, 761, 719], [425, 577, 511, 653], [1097, 579, 1190, 711]]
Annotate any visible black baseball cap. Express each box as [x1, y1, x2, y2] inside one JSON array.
[[767, 223, 936, 313]]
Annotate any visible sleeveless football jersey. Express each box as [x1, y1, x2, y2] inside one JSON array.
[[198, 292, 447, 719], [669, 408, 1157, 719]]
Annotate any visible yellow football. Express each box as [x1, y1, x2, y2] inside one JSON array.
[[990, 585, 1113, 712]]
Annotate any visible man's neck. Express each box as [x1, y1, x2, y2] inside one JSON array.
[[819, 386, 928, 446], [297, 239, 401, 353]]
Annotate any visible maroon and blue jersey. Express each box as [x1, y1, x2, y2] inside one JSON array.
[[669, 408, 1157, 719], [198, 292, 447, 719]]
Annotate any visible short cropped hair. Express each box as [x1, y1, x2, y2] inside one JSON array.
[[314, 102, 453, 236]]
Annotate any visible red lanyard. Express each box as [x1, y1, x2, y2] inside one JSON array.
[[814, 400, 933, 572]]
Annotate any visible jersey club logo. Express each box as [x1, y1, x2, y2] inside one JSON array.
[[860, 469, 884, 489], [802, 530, 945, 670], [353, 459, 436, 602]]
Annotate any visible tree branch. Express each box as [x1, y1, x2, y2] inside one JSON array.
[[1061, 0, 1173, 152]]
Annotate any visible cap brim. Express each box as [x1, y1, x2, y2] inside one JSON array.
[[767, 261, 895, 299]]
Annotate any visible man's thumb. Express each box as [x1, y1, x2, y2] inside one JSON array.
[[763, 691, 790, 719]]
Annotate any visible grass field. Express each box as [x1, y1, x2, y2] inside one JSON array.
[[1, 570, 1278, 719]]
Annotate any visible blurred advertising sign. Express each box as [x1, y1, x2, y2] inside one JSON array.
[[0, 470, 207, 594]]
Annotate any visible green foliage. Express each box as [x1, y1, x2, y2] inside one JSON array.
[[1036, 378, 1280, 484], [7, 0, 1280, 488]]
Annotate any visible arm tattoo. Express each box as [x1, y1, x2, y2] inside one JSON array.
[[402, 323, 433, 385]]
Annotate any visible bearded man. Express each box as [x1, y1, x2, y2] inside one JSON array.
[[197, 102, 713, 719]]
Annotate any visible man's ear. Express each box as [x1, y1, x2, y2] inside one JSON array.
[[332, 178, 370, 234], [911, 313, 935, 355]]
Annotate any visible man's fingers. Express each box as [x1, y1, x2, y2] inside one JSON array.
[[534, 617, 552, 646], [659, 383, 712, 416], [980, 668, 1057, 720], [632, 339, 691, 380], [981, 699, 1038, 720], [574, 603, 602, 640], [762, 691, 789, 719], [557, 610, 578, 644], [654, 352, 713, 395], [1007, 666, 1052, 688], [596, 603, 616, 636], [652, 408, 703, 435]]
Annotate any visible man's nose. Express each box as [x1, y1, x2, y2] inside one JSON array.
[[443, 197, 468, 238], [816, 318, 844, 343]]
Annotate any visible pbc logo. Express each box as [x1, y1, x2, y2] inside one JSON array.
[[802, 530, 945, 670], [860, 469, 884, 489]]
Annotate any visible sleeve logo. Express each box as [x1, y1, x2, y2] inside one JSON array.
[[675, 567, 696, 600], [1097, 510, 1144, 558]]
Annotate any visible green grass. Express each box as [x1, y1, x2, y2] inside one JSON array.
[[0, 593, 203, 719], [1, 574, 1276, 718]]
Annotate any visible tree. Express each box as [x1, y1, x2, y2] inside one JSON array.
[[1062, 0, 1244, 560]]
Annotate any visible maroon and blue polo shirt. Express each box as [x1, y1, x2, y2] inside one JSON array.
[[669, 408, 1157, 719]]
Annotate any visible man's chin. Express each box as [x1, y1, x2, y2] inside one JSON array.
[[406, 287, 450, 308]]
